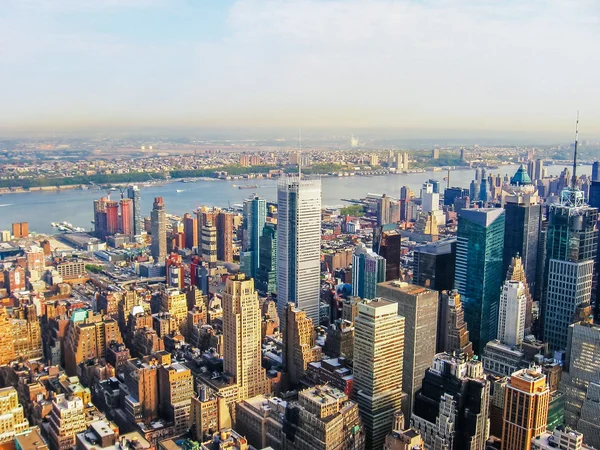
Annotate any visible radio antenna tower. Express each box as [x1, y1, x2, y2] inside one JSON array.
[[571, 111, 579, 189]]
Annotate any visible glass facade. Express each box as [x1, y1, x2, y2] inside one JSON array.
[[455, 209, 505, 354], [503, 202, 541, 287]]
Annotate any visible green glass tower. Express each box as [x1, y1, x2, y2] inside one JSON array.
[[455, 208, 505, 354]]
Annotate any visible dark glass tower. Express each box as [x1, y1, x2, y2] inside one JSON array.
[[127, 185, 142, 236], [542, 188, 598, 350], [444, 187, 469, 207], [256, 223, 277, 294], [373, 224, 402, 281], [412, 238, 456, 291], [455, 208, 505, 354], [502, 165, 541, 290]]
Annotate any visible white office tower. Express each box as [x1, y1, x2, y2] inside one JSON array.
[[497, 280, 527, 347], [421, 182, 439, 214], [277, 176, 322, 328], [420, 182, 444, 232]]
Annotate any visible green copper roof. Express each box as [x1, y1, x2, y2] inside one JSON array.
[[510, 164, 532, 185]]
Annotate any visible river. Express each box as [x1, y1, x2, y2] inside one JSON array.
[[0, 164, 590, 235]]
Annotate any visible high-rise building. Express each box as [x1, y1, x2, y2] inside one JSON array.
[[352, 242, 386, 300], [377, 194, 392, 227], [105, 200, 120, 235], [412, 238, 456, 291], [501, 368, 549, 450], [127, 185, 142, 235], [256, 223, 277, 294], [243, 196, 267, 278], [222, 275, 270, 401], [373, 225, 402, 281], [399, 186, 412, 222], [562, 321, 600, 448], [411, 353, 490, 450], [151, 197, 167, 262], [284, 303, 323, 385], [534, 159, 544, 181], [216, 211, 234, 262], [276, 176, 322, 327], [64, 310, 122, 376], [0, 387, 29, 444], [47, 394, 86, 450], [502, 165, 541, 290], [444, 187, 469, 207], [123, 357, 160, 423], [158, 363, 194, 435], [183, 213, 198, 249], [437, 290, 473, 357], [593, 161, 600, 182], [120, 198, 133, 235], [455, 208, 505, 354], [376, 281, 438, 419], [497, 277, 528, 348], [25, 245, 45, 278], [542, 188, 597, 351], [94, 197, 108, 239], [160, 287, 187, 334], [201, 220, 217, 275], [353, 298, 405, 450]]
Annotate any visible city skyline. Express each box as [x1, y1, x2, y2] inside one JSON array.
[[2, 0, 600, 138]]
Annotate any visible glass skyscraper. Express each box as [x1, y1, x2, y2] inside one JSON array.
[[127, 185, 142, 236], [276, 176, 322, 327], [542, 188, 598, 351], [455, 208, 505, 354], [242, 195, 267, 279], [256, 223, 277, 294], [351, 243, 386, 299]]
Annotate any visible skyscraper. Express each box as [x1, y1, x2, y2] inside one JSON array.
[[158, 363, 194, 435], [352, 242, 386, 299], [377, 194, 392, 226], [438, 290, 474, 357], [183, 213, 198, 249], [412, 238, 456, 291], [243, 196, 267, 278], [256, 223, 277, 294], [455, 208, 505, 354], [105, 200, 120, 235], [497, 278, 527, 348], [222, 275, 270, 401], [127, 185, 142, 235], [562, 321, 600, 448], [353, 298, 405, 450], [502, 165, 541, 290], [216, 211, 234, 262], [411, 353, 490, 450], [501, 368, 549, 450], [542, 188, 597, 351], [276, 176, 322, 327], [593, 161, 600, 182], [120, 198, 133, 235], [376, 281, 438, 419], [284, 303, 323, 385], [373, 225, 402, 281], [151, 197, 167, 262], [201, 220, 217, 275]]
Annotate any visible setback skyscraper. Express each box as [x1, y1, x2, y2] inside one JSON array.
[[276, 176, 322, 327], [542, 187, 597, 351], [455, 208, 505, 354], [502, 165, 541, 291]]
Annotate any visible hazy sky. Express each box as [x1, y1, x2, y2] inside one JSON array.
[[2, 0, 600, 138]]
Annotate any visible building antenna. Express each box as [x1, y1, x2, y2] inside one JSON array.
[[298, 128, 302, 179], [572, 111, 579, 189]]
